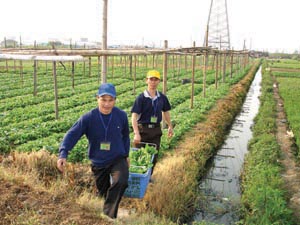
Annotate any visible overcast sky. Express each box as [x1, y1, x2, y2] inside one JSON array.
[[1, 0, 299, 53]]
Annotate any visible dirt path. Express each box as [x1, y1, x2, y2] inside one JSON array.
[[273, 79, 300, 219]]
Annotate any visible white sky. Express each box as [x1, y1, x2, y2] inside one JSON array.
[[0, 0, 299, 53]]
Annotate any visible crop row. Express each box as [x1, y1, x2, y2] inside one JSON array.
[[0, 59, 249, 157]]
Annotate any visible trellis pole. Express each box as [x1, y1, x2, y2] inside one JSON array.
[[53, 61, 59, 120], [101, 0, 108, 83]]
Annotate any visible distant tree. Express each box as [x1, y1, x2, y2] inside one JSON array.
[[48, 41, 63, 48]]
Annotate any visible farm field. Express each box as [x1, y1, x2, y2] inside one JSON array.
[[0, 54, 258, 224], [0, 56, 245, 160], [3, 57, 299, 225], [1, 0, 300, 224]]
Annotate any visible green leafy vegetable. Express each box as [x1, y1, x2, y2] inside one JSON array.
[[129, 144, 157, 174]]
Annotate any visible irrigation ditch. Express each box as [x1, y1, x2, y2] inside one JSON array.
[[189, 67, 262, 224]]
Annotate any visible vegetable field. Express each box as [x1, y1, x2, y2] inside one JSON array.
[[0, 56, 251, 163]]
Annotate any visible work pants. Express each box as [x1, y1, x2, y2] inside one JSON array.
[[91, 157, 129, 218], [138, 125, 162, 174]]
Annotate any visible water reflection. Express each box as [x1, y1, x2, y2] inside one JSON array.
[[191, 67, 262, 225]]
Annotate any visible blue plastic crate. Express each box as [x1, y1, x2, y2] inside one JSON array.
[[124, 143, 156, 198], [124, 167, 152, 198]]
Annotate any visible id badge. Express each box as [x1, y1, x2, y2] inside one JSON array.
[[100, 142, 111, 151], [150, 116, 157, 123]]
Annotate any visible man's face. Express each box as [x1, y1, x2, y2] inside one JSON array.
[[97, 95, 115, 114], [146, 77, 160, 89]]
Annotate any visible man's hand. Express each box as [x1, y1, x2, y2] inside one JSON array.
[[133, 133, 141, 144], [57, 158, 67, 173], [168, 127, 174, 138]]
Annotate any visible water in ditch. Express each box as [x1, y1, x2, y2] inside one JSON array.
[[189, 67, 262, 225]]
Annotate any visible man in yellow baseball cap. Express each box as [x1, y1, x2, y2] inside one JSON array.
[[131, 70, 173, 180]]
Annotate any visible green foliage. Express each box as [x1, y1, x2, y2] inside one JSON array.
[[240, 62, 295, 225], [129, 144, 157, 174]]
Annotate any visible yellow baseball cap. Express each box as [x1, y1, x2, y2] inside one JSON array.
[[146, 70, 160, 80]]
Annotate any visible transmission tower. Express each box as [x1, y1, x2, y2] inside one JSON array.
[[204, 0, 231, 50]]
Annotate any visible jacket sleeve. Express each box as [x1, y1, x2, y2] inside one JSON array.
[[58, 116, 88, 159]]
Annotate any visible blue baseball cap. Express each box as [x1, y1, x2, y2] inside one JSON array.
[[97, 83, 116, 98]]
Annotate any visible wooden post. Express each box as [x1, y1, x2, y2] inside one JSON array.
[[72, 61, 75, 89], [53, 61, 59, 120], [133, 55, 137, 95], [124, 56, 127, 77], [172, 55, 175, 77], [129, 55, 133, 78], [222, 52, 227, 83], [98, 56, 101, 83], [33, 60, 37, 96], [203, 51, 208, 98], [101, 0, 108, 83], [152, 55, 155, 69], [88, 57, 92, 77], [230, 49, 234, 78], [215, 53, 219, 89], [190, 41, 196, 108], [190, 54, 196, 109], [178, 55, 181, 77], [111, 56, 114, 78], [162, 40, 168, 128], [163, 40, 168, 94], [20, 61, 23, 85]]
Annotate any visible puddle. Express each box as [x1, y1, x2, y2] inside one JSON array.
[[189, 67, 262, 225]]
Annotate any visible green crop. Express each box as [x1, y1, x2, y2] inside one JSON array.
[[129, 144, 157, 174]]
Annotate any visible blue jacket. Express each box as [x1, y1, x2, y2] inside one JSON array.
[[59, 107, 130, 167]]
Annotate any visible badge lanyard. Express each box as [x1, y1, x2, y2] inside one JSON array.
[[151, 97, 158, 123], [98, 111, 112, 151]]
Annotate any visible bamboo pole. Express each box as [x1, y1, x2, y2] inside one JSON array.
[[101, 0, 108, 83], [133, 55, 137, 95], [33, 60, 37, 96], [222, 52, 227, 83], [53, 61, 59, 120], [111, 56, 114, 79], [190, 53, 196, 109], [203, 52, 208, 98], [215, 53, 219, 89], [88, 57, 91, 77], [72, 61, 75, 89], [98, 56, 101, 83], [129, 55, 133, 79], [163, 40, 168, 94]]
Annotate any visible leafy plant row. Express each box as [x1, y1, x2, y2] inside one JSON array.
[[240, 62, 295, 224]]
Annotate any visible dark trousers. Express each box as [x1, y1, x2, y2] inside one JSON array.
[[138, 126, 162, 174], [91, 157, 129, 218]]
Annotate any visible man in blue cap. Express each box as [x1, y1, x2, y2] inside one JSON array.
[[57, 83, 130, 219]]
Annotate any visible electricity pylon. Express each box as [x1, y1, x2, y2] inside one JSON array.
[[204, 0, 231, 50]]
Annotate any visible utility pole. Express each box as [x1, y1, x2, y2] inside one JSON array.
[[204, 0, 231, 50]]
